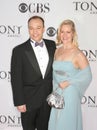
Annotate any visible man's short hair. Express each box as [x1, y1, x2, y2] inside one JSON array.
[[28, 16, 44, 27]]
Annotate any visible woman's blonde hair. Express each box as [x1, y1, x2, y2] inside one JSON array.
[[56, 19, 78, 47]]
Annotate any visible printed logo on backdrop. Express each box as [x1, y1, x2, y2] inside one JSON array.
[[73, 1, 97, 14], [46, 27, 57, 37], [0, 115, 21, 129], [82, 95, 97, 108], [0, 25, 22, 37], [19, 3, 50, 13], [0, 71, 10, 82], [82, 50, 97, 62]]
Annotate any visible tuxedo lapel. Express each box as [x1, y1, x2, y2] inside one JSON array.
[[25, 40, 42, 77], [44, 40, 53, 78]]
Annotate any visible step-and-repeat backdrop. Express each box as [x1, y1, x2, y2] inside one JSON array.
[[0, 0, 97, 130]]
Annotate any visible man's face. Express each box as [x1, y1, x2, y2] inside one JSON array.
[[28, 18, 45, 42]]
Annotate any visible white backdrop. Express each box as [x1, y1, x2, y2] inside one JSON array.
[[0, 0, 97, 130]]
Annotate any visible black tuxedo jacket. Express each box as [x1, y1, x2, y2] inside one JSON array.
[[11, 39, 56, 110]]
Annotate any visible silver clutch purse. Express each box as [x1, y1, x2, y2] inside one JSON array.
[[46, 88, 65, 109]]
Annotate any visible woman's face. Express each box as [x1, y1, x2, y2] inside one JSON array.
[[60, 24, 74, 45]]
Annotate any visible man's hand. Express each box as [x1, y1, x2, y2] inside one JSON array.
[[17, 105, 27, 112]]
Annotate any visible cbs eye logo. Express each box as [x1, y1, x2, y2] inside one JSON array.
[[19, 3, 28, 13], [46, 27, 56, 37]]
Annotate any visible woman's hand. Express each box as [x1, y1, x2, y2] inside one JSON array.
[[59, 81, 69, 89]]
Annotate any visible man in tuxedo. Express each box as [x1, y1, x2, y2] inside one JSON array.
[[11, 15, 56, 130]]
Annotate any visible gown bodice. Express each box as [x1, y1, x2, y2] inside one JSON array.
[[53, 60, 80, 89]]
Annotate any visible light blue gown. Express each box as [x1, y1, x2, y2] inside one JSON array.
[[48, 61, 92, 130]]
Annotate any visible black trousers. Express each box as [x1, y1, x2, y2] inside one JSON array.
[[21, 102, 51, 130]]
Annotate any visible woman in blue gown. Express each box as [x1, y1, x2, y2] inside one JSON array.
[[48, 19, 92, 130]]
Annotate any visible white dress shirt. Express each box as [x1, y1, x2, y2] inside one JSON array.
[[30, 39, 49, 78]]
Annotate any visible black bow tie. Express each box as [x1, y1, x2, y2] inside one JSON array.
[[35, 41, 44, 47]]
